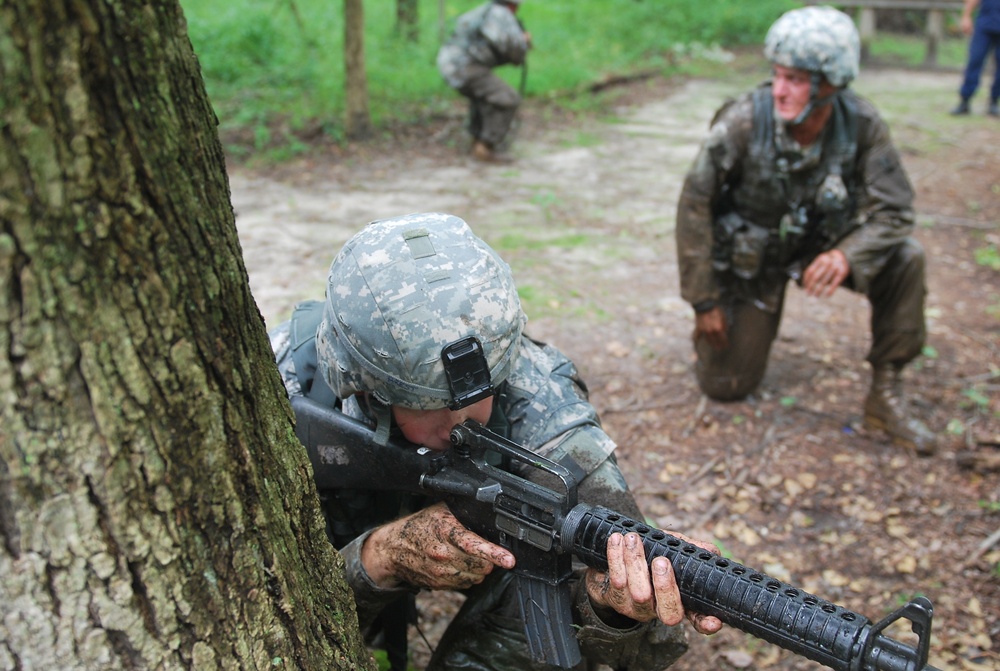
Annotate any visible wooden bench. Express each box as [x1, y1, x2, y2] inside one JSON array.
[[804, 0, 966, 65]]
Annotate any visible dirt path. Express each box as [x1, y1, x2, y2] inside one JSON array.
[[231, 66, 1000, 670]]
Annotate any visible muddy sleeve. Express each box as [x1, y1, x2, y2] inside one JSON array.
[[835, 101, 917, 293], [675, 98, 751, 307], [339, 529, 417, 632], [572, 575, 690, 670]]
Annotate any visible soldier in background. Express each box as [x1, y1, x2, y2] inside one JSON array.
[[437, 0, 531, 162], [270, 213, 721, 670], [675, 6, 937, 455]]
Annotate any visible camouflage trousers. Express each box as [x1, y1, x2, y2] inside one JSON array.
[[458, 64, 521, 148], [695, 238, 928, 400]]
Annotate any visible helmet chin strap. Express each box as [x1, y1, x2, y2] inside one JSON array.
[[364, 394, 394, 446], [785, 72, 840, 127]]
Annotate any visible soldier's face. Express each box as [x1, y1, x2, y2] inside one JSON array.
[[772, 65, 837, 125], [771, 65, 814, 121], [393, 396, 495, 450]]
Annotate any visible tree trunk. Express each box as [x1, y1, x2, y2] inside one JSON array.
[[396, 0, 419, 42], [0, 2, 375, 669], [345, 0, 373, 140]]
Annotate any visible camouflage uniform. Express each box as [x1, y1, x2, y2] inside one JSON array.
[[437, 1, 529, 149], [675, 7, 928, 408], [270, 213, 689, 671], [676, 87, 926, 399]]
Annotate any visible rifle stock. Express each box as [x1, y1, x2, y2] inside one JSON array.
[[291, 395, 941, 671]]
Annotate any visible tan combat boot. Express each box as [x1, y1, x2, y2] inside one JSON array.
[[863, 364, 937, 455], [471, 140, 494, 162]]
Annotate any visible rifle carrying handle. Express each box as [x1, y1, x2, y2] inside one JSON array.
[[565, 506, 941, 671]]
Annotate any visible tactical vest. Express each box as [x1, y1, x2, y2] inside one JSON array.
[[724, 85, 861, 264]]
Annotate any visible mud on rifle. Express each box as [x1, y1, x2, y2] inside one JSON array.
[[292, 395, 941, 671]]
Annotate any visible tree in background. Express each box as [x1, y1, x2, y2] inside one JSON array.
[[397, 0, 419, 41], [0, 1, 374, 668], [345, 0, 373, 139]]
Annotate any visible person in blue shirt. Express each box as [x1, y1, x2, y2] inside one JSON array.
[[951, 0, 1000, 116]]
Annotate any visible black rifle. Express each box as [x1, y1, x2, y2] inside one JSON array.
[[292, 395, 941, 671]]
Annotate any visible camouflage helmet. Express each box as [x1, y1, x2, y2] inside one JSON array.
[[764, 6, 861, 87], [317, 212, 526, 410]]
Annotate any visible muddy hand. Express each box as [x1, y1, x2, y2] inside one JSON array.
[[695, 306, 728, 351], [586, 532, 723, 635], [362, 502, 515, 590], [802, 249, 849, 298]]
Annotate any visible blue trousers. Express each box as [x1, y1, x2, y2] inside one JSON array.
[[959, 22, 1000, 101]]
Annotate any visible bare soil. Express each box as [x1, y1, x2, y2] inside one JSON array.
[[230, 59, 1000, 671]]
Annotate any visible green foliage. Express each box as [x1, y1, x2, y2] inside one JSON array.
[[495, 231, 589, 251], [979, 500, 1000, 512], [961, 387, 991, 411], [974, 244, 1000, 271], [867, 34, 967, 69], [372, 649, 418, 671], [945, 417, 965, 435], [180, 0, 796, 151]]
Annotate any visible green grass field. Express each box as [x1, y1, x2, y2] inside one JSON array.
[[179, 0, 968, 157]]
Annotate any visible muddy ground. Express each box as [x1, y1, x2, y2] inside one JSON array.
[[229, 57, 1000, 670]]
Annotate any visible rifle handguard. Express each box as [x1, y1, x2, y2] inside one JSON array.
[[562, 505, 941, 671]]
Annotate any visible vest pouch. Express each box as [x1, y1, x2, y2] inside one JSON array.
[[719, 213, 770, 280], [816, 173, 849, 214]]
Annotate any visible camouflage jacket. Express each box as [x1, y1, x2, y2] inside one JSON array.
[[437, 1, 529, 88], [675, 83, 916, 312], [270, 315, 689, 670]]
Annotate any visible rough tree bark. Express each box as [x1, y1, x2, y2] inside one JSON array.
[[345, 0, 373, 140], [0, 1, 375, 669]]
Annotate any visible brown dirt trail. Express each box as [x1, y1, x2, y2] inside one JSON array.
[[231, 64, 1000, 670]]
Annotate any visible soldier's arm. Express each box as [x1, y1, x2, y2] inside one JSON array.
[[835, 98, 916, 293]]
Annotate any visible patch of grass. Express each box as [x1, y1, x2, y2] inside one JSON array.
[[986, 294, 1000, 320], [562, 131, 602, 149], [975, 244, 1000, 271], [961, 387, 991, 411], [866, 33, 967, 69], [181, 0, 967, 162], [494, 232, 590, 252], [515, 284, 560, 319], [373, 650, 418, 671], [180, 0, 797, 156]]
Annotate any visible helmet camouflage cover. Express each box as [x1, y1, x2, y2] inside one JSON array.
[[764, 6, 861, 87], [317, 212, 526, 409]]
